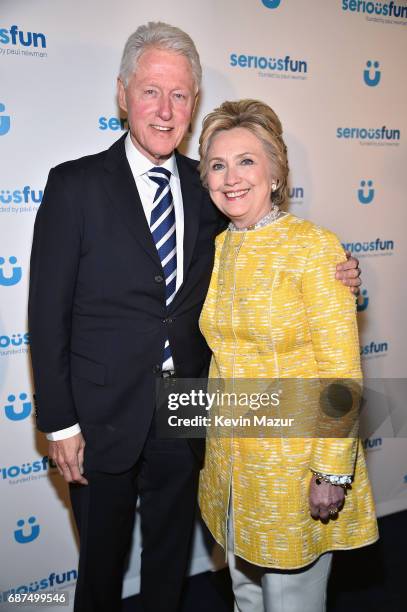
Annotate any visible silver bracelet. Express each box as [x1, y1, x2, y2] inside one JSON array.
[[311, 470, 352, 487]]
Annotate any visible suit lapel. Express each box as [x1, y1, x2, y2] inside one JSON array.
[[103, 134, 161, 268], [175, 151, 203, 285]]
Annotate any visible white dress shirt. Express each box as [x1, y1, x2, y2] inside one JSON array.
[[47, 133, 184, 441]]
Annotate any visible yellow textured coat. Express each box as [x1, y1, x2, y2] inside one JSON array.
[[198, 213, 378, 569]]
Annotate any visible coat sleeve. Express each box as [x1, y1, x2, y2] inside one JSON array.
[[301, 228, 362, 476], [28, 166, 82, 432]]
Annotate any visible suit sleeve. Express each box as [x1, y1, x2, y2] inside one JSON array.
[[28, 166, 82, 432], [301, 229, 362, 476]]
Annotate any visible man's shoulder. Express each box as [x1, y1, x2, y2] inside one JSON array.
[[50, 135, 125, 180], [175, 150, 199, 171]]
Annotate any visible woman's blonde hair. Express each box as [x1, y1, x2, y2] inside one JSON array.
[[199, 99, 288, 207]]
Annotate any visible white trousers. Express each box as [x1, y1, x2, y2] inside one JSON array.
[[227, 505, 332, 612]]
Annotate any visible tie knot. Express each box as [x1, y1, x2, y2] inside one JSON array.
[[148, 167, 171, 185]]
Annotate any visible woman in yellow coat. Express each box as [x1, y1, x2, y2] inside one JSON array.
[[197, 99, 378, 612]]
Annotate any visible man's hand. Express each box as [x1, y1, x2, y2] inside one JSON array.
[[49, 432, 88, 485], [309, 477, 345, 521], [335, 251, 361, 294]]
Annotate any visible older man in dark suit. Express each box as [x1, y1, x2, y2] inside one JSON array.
[[28, 21, 361, 612]]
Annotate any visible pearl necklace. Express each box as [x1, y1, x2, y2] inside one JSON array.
[[228, 206, 286, 232]]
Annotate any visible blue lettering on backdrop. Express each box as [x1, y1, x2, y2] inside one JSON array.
[[0, 25, 46, 48], [0, 187, 43, 205], [336, 126, 400, 141], [230, 53, 307, 74], [342, 238, 394, 254], [0, 333, 30, 349], [342, 1, 407, 19], [98, 116, 129, 131], [360, 342, 388, 356]]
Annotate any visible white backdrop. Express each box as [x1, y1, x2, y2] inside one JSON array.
[[1, 1, 407, 609]]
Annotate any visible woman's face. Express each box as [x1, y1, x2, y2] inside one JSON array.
[[206, 127, 276, 228]]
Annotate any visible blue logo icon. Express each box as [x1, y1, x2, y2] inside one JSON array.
[[357, 289, 369, 312], [364, 60, 381, 86], [0, 25, 46, 48], [14, 516, 40, 543], [0, 256, 22, 286], [0, 103, 10, 136], [4, 393, 32, 421], [262, 0, 281, 8], [358, 180, 375, 204]]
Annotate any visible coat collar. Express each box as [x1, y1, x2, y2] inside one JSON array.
[[103, 135, 205, 301]]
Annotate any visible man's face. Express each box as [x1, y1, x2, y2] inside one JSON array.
[[118, 48, 198, 164]]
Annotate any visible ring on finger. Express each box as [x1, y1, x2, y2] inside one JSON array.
[[329, 507, 339, 516]]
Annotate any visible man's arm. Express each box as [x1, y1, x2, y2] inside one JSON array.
[[29, 167, 87, 484]]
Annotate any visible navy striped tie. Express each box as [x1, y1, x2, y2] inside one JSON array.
[[148, 167, 177, 369]]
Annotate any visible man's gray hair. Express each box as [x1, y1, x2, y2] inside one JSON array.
[[119, 21, 202, 90]]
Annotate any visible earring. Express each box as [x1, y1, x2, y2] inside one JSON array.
[[271, 182, 277, 192]]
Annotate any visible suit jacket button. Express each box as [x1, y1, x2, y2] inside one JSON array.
[[153, 364, 161, 374], [155, 275, 164, 283]]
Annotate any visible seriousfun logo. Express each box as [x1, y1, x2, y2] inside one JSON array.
[[261, 0, 282, 8], [358, 180, 375, 204], [363, 60, 381, 86], [356, 289, 369, 312], [98, 116, 129, 131], [0, 332, 30, 357], [363, 436, 383, 450], [0, 25, 47, 58], [342, 1, 407, 22], [0, 103, 10, 136], [0, 569, 77, 602], [0, 186, 43, 213], [0, 256, 22, 286], [230, 53, 308, 80], [337, 125, 400, 146], [14, 516, 40, 543], [288, 186, 304, 204], [360, 340, 389, 358], [3, 392, 32, 421], [342, 238, 394, 257], [1, 455, 57, 485]]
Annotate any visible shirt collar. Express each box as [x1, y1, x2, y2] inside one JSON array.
[[125, 132, 179, 179]]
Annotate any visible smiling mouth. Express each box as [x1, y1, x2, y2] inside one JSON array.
[[151, 124, 173, 132], [224, 189, 249, 200]]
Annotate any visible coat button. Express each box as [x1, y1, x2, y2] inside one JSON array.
[[155, 275, 164, 283], [153, 364, 161, 374]]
